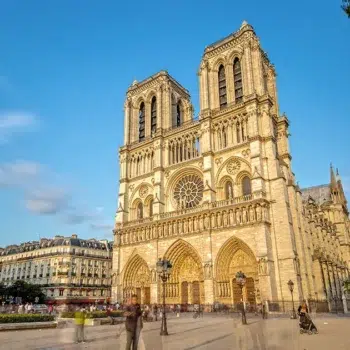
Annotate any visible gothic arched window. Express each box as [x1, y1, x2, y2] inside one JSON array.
[[233, 58, 243, 103], [225, 181, 234, 200], [149, 199, 153, 217], [139, 102, 145, 141], [137, 202, 143, 219], [218, 65, 227, 108], [176, 100, 183, 127], [151, 96, 157, 134], [242, 176, 252, 196]]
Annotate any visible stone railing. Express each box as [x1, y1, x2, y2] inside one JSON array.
[[117, 194, 270, 246]]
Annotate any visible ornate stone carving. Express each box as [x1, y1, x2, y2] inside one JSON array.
[[258, 257, 268, 275], [204, 263, 213, 279], [139, 185, 148, 198], [129, 184, 135, 192], [227, 159, 241, 174], [242, 149, 250, 158], [165, 170, 170, 178], [215, 157, 223, 166]]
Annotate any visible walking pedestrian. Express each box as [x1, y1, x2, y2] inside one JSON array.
[[124, 294, 143, 350], [74, 307, 86, 344]]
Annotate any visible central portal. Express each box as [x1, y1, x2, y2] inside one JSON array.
[[164, 239, 204, 305]]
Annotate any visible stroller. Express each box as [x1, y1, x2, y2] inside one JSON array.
[[299, 312, 318, 335]]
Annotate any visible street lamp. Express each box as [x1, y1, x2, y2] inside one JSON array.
[[287, 280, 297, 319], [236, 271, 247, 325], [156, 258, 172, 336]]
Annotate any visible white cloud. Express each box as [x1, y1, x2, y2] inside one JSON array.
[[0, 160, 42, 187], [24, 187, 68, 215], [0, 112, 37, 143]]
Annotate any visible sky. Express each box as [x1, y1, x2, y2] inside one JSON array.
[[1, 1, 349, 247]]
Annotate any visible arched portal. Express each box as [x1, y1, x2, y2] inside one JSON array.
[[123, 254, 151, 304], [164, 239, 204, 305], [215, 237, 258, 306]]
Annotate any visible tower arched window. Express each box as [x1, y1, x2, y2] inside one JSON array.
[[225, 181, 234, 200], [151, 96, 157, 134], [176, 102, 182, 127], [233, 58, 243, 103], [139, 102, 145, 141], [149, 199, 153, 217], [137, 202, 143, 219], [218, 65, 227, 108], [242, 176, 252, 196]]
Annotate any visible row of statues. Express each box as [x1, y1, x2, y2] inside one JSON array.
[[121, 203, 269, 245]]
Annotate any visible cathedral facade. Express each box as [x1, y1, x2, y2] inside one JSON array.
[[112, 22, 350, 310]]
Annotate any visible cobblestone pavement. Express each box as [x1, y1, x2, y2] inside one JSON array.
[[0, 314, 349, 350]]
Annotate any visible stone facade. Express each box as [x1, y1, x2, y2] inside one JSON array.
[[112, 21, 350, 308], [0, 235, 113, 304]]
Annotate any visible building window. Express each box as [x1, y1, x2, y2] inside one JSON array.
[[59, 289, 64, 296], [242, 176, 252, 196], [218, 65, 227, 108], [176, 102, 182, 127], [137, 202, 143, 219], [233, 58, 243, 103], [149, 199, 153, 217], [139, 102, 145, 141], [151, 96, 157, 134], [225, 181, 234, 200]]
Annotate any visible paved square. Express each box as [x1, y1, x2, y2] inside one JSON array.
[[0, 314, 349, 349]]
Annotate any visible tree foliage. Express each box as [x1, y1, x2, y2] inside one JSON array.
[[0, 280, 45, 303], [342, 0, 350, 17]]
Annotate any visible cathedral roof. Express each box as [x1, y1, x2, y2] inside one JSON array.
[[301, 184, 332, 206]]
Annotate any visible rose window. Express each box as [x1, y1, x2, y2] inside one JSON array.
[[173, 174, 204, 209]]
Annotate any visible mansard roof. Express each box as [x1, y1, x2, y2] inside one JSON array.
[[0, 235, 113, 257], [301, 184, 332, 206]]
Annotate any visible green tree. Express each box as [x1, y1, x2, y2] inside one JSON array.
[[0, 282, 7, 302], [342, 0, 350, 17], [5, 281, 45, 303]]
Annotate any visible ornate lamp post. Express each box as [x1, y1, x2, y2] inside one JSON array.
[[236, 271, 247, 325], [156, 258, 172, 336], [287, 280, 297, 319]]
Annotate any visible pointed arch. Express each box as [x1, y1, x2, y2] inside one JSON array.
[[163, 239, 204, 304], [122, 254, 151, 303], [215, 236, 257, 305], [218, 64, 227, 108], [138, 102, 145, 141], [151, 96, 157, 134], [233, 57, 243, 103]]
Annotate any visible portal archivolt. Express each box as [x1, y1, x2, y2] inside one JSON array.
[[164, 239, 204, 304], [215, 237, 258, 305], [123, 254, 151, 304]]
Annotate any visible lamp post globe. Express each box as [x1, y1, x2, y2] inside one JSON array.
[[157, 258, 172, 336], [236, 271, 247, 325], [287, 280, 297, 319]]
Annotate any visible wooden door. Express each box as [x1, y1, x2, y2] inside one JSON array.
[[246, 278, 256, 305], [136, 288, 141, 302], [232, 278, 243, 303], [144, 287, 150, 304], [192, 281, 200, 304], [181, 282, 188, 304]]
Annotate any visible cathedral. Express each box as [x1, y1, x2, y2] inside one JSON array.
[[112, 21, 350, 311]]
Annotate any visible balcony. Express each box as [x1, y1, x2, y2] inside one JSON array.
[[118, 191, 270, 246]]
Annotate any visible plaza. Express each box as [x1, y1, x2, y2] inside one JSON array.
[[1, 314, 349, 350]]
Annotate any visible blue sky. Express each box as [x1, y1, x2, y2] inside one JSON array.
[[1, 1, 349, 247]]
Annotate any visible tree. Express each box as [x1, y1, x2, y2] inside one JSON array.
[[342, 0, 350, 17], [0, 282, 7, 302], [5, 280, 45, 303]]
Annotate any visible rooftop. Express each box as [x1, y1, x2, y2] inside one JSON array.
[[301, 184, 332, 206], [0, 234, 113, 257]]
